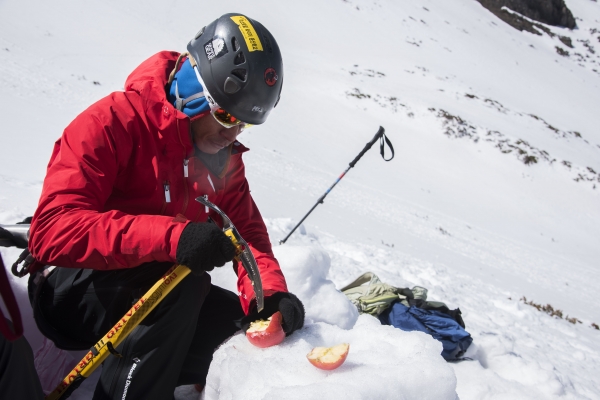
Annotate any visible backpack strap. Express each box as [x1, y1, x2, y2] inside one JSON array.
[[0, 256, 23, 340]]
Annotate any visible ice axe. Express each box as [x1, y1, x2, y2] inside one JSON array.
[[45, 263, 192, 399], [195, 196, 264, 312], [279, 126, 394, 244], [4, 203, 263, 399], [3, 224, 193, 399]]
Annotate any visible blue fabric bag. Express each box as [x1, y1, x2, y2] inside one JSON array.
[[379, 302, 473, 360]]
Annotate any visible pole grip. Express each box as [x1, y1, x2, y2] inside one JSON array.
[[348, 126, 384, 168]]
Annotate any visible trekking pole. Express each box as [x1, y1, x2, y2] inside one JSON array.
[[45, 263, 192, 400], [279, 126, 394, 244]]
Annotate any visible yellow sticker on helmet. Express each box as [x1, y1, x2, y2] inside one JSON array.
[[230, 16, 263, 52]]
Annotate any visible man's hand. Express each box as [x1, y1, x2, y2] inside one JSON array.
[[241, 292, 305, 337], [176, 222, 237, 275]]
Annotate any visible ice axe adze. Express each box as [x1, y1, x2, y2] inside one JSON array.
[[279, 126, 394, 244]]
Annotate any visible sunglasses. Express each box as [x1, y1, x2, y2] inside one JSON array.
[[211, 108, 251, 131]]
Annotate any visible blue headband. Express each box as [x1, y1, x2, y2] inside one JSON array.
[[168, 59, 211, 119]]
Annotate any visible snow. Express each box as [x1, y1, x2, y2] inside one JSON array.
[[2, 0, 600, 399], [201, 315, 456, 400], [273, 245, 359, 330]]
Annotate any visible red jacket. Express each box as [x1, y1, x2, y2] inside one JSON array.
[[29, 51, 288, 314]]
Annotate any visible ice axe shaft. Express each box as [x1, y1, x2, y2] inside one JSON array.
[[279, 126, 393, 244], [45, 264, 191, 400]]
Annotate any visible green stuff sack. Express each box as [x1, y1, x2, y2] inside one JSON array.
[[340, 272, 414, 316]]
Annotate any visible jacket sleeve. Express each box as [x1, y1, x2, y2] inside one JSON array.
[[221, 155, 288, 314], [29, 96, 187, 270]]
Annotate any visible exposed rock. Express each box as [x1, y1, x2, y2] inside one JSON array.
[[475, 0, 576, 32]]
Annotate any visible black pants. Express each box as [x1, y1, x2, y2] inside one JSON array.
[[33, 262, 244, 400], [0, 319, 45, 399]]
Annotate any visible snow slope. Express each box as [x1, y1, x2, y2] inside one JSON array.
[[1, 0, 599, 399]]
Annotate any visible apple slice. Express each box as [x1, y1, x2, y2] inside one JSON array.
[[306, 343, 350, 370], [246, 311, 286, 348]]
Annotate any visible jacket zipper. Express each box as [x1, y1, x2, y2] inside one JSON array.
[[194, 171, 218, 221], [207, 173, 215, 192], [163, 181, 171, 203], [180, 158, 190, 216]]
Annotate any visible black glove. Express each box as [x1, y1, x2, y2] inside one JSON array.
[[176, 222, 237, 275], [241, 292, 305, 337]]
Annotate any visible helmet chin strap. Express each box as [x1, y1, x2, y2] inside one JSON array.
[[168, 52, 189, 85], [192, 65, 219, 112], [174, 81, 205, 112], [187, 52, 198, 68]]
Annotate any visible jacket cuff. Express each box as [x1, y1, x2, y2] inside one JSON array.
[[168, 219, 190, 262]]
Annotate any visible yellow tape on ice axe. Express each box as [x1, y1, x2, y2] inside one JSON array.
[[45, 263, 192, 400]]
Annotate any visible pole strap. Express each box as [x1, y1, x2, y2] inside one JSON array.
[[379, 132, 394, 161]]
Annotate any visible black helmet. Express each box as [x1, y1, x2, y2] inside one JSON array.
[[187, 13, 283, 125]]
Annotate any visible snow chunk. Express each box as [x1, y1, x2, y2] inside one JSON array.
[[204, 314, 457, 400], [273, 245, 358, 329]]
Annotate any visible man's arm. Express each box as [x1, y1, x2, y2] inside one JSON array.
[[30, 95, 187, 270], [220, 156, 288, 314]]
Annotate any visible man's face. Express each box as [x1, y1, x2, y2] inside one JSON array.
[[191, 114, 244, 154]]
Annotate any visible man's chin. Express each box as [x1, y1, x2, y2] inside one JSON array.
[[197, 143, 223, 154]]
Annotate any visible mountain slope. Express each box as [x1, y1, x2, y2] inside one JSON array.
[[1, 0, 599, 399]]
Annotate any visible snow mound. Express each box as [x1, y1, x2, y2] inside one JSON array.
[[204, 315, 457, 400], [273, 244, 359, 330]]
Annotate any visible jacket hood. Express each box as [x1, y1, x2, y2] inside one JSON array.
[[124, 51, 195, 128]]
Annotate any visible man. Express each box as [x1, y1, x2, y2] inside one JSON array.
[[28, 13, 304, 399]]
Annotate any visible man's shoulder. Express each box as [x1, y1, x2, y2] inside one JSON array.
[[74, 91, 144, 125], [125, 51, 180, 93]]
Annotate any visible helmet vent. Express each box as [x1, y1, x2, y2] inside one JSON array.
[[231, 68, 247, 82], [224, 77, 241, 94], [233, 51, 246, 66], [231, 37, 240, 51], [194, 26, 205, 40]]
